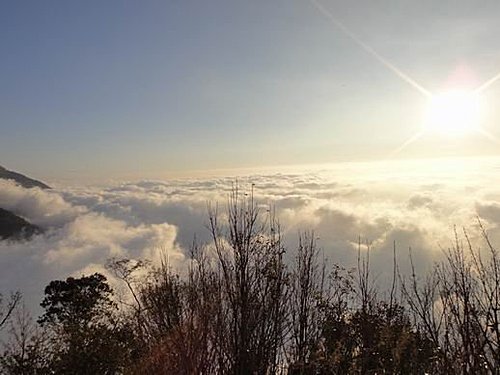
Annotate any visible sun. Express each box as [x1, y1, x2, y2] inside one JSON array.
[[423, 90, 482, 136]]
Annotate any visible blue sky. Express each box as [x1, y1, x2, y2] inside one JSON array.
[[2, 0, 500, 181]]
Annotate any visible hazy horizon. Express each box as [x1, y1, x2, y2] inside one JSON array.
[[3, 0, 500, 181]]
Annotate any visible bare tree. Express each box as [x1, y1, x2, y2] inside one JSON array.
[[207, 185, 289, 374], [0, 304, 52, 374], [0, 292, 21, 331], [402, 224, 500, 374], [288, 232, 326, 370]]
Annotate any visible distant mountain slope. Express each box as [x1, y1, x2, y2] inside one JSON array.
[[0, 208, 41, 240], [0, 165, 50, 189]]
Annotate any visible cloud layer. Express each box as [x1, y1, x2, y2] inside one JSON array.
[[2, 157, 500, 312]]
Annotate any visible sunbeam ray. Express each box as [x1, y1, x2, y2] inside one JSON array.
[[474, 72, 500, 94], [389, 131, 424, 157], [309, 0, 432, 98]]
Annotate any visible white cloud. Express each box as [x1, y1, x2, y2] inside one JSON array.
[[0, 180, 82, 227], [0, 180, 184, 313], [1, 157, 499, 312]]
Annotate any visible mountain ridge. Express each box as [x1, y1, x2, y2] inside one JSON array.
[[0, 165, 50, 189]]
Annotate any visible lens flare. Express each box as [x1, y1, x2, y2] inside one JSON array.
[[423, 90, 482, 136], [308, 0, 498, 155]]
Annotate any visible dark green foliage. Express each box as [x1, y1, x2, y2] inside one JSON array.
[[317, 302, 435, 374], [37, 273, 136, 375], [288, 272, 437, 375], [38, 273, 114, 327]]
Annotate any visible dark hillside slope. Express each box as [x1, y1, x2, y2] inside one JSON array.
[[0, 165, 50, 189], [0, 208, 41, 240]]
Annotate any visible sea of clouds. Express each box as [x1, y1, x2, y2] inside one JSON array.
[[2, 157, 500, 312]]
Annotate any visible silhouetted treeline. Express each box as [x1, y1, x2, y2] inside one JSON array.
[[1, 188, 500, 374]]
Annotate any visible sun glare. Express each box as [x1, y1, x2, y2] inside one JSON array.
[[423, 90, 482, 136]]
